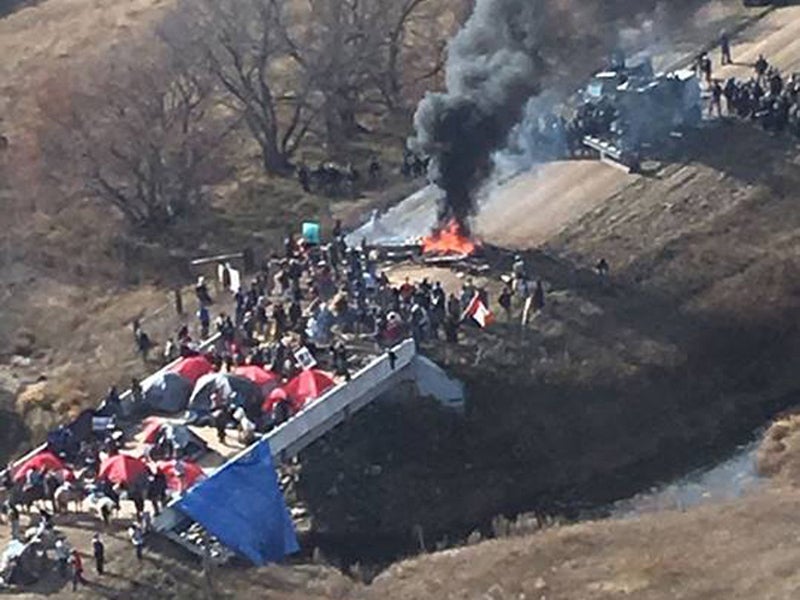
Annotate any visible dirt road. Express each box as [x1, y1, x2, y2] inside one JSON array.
[[475, 161, 632, 248], [717, 5, 800, 79]]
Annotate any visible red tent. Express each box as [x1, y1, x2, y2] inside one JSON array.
[[262, 387, 291, 413], [233, 365, 279, 391], [283, 369, 336, 409], [141, 418, 165, 444], [155, 459, 205, 493], [98, 454, 149, 486], [13, 451, 68, 482], [170, 356, 214, 385]]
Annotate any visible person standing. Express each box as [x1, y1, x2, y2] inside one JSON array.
[[132, 319, 141, 344], [163, 337, 177, 365], [755, 54, 769, 85], [297, 164, 311, 193], [720, 31, 732, 65], [331, 342, 351, 381], [197, 304, 210, 339], [498, 284, 513, 320], [71, 550, 86, 591], [212, 398, 228, 445], [55, 539, 70, 578], [443, 315, 459, 344], [700, 54, 713, 84], [290, 298, 304, 329], [195, 276, 213, 306], [136, 327, 152, 363], [7, 503, 20, 540], [709, 80, 723, 117], [174, 288, 184, 316], [131, 378, 144, 414], [92, 533, 105, 576], [596, 258, 610, 278], [129, 523, 145, 561]]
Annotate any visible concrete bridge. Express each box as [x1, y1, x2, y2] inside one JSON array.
[[153, 338, 465, 556]]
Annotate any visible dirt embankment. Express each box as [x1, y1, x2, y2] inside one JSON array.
[[362, 486, 800, 600], [287, 120, 800, 563]]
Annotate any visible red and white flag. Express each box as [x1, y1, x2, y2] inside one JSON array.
[[462, 293, 495, 328]]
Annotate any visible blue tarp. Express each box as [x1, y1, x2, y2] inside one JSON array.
[[176, 440, 299, 565]]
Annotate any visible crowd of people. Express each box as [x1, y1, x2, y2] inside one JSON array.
[[163, 221, 529, 382], [0, 391, 207, 589], [296, 158, 385, 198], [294, 145, 430, 198], [514, 36, 797, 165], [2, 207, 552, 591], [133, 218, 552, 441], [707, 54, 800, 137], [1, 459, 150, 591]]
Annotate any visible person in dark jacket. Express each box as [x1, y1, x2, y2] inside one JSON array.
[[720, 31, 732, 65], [136, 328, 152, 363], [92, 533, 105, 575], [289, 300, 303, 329], [755, 54, 769, 84], [331, 342, 351, 381], [498, 284, 513, 320]]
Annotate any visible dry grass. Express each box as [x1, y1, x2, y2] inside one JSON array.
[[758, 413, 800, 485], [363, 487, 800, 600]]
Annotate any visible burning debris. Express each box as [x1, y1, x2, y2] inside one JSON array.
[[421, 219, 478, 257]]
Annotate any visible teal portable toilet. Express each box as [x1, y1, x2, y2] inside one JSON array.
[[302, 221, 321, 245]]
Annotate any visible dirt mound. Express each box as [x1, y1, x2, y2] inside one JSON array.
[[758, 413, 800, 485]]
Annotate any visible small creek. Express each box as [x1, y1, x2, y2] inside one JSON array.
[[306, 438, 766, 573], [609, 439, 761, 518]]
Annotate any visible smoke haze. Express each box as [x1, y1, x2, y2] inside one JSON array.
[[412, 0, 549, 233]]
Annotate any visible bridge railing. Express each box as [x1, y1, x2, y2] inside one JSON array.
[[265, 338, 416, 461]]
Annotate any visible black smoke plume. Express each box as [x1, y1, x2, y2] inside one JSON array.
[[412, 0, 549, 233]]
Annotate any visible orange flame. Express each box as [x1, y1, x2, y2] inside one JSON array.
[[422, 220, 478, 256]]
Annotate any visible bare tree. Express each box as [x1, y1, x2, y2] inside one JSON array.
[[156, 0, 460, 173], [375, 0, 437, 111], [184, 0, 319, 175], [295, 0, 380, 148], [38, 41, 224, 227], [296, 0, 451, 145]]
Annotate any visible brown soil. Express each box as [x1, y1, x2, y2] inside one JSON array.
[[758, 411, 800, 485]]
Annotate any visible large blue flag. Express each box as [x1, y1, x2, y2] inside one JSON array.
[[176, 440, 299, 565]]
